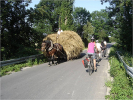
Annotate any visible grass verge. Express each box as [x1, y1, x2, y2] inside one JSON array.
[[105, 44, 133, 100], [0, 56, 48, 76]]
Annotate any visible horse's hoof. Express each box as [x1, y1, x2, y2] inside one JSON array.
[[48, 64, 51, 67]]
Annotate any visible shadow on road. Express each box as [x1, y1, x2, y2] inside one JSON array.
[[106, 43, 113, 48], [79, 52, 86, 58]]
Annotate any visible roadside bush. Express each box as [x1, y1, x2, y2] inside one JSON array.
[[105, 44, 133, 100]]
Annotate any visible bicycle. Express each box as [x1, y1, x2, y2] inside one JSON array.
[[95, 51, 100, 63], [87, 54, 94, 75], [101, 48, 106, 58]]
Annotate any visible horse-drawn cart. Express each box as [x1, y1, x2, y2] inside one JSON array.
[[41, 31, 84, 66], [41, 40, 67, 66]]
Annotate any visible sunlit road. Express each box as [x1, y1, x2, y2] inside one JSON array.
[[1, 43, 113, 100]]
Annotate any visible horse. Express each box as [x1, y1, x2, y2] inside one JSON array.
[[41, 40, 66, 66]]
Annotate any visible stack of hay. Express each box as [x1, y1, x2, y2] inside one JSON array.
[[43, 31, 85, 60]]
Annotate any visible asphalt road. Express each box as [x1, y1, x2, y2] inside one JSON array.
[[1, 43, 113, 100]]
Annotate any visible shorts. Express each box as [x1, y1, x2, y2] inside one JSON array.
[[97, 48, 101, 52], [87, 53, 95, 59], [101, 47, 106, 50]]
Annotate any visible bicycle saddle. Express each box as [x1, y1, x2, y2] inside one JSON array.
[[88, 54, 93, 58]]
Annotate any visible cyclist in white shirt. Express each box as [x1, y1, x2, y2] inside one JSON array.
[[104, 40, 107, 48], [96, 40, 102, 58], [102, 40, 107, 57]]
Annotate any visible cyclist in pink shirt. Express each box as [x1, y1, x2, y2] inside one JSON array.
[[87, 37, 98, 72]]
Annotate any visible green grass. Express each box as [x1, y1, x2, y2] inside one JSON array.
[[0, 57, 47, 76], [105, 80, 112, 88], [105, 44, 133, 100]]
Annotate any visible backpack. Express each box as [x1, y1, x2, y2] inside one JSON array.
[[82, 58, 89, 68]]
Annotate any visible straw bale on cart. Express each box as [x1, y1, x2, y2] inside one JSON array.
[[43, 31, 85, 60]]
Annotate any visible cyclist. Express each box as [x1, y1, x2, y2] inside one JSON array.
[[96, 40, 102, 59], [101, 41, 106, 57], [104, 40, 107, 48], [104, 40, 107, 56], [87, 37, 98, 72]]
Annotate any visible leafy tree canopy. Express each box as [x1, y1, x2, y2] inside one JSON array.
[[91, 9, 110, 40], [101, 0, 132, 52], [73, 7, 91, 36]]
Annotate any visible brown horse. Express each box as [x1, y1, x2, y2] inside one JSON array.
[[41, 40, 66, 66]]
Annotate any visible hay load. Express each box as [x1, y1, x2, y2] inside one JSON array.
[[43, 31, 85, 60]]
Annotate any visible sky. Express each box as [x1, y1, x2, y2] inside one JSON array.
[[27, 0, 109, 13]]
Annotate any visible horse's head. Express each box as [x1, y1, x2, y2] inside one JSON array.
[[41, 41, 46, 52], [41, 40, 51, 52]]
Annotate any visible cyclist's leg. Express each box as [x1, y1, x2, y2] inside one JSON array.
[[104, 48, 106, 57], [92, 53, 97, 70], [99, 48, 102, 58], [88, 53, 93, 75], [97, 48, 101, 61], [88, 61, 92, 75], [101, 49, 104, 57], [104, 47, 107, 56]]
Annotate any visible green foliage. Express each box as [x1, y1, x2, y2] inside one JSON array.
[[59, 0, 75, 30], [1, 46, 40, 60], [98, 30, 107, 41], [0, 56, 47, 76], [83, 21, 95, 43], [1, 0, 41, 60], [33, 0, 75, 32], [101, 0, 132, 52], [73, 7, 91, 25], [33, 58, 38, 65], [105, 80, 112, 88], [73, 7, 91, 36], [26, 59, 33, 67], [91, 10, 109, 40], [108, 37, 117, 43], [105, 45, 133, 100]]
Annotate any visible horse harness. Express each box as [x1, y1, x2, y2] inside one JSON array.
[[45, 40, 60, 52]]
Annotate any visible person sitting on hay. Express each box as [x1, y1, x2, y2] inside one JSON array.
[[56, 28, 63, 43]]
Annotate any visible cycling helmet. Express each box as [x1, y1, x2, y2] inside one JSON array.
[[91, 36, 95, 42], [91, 36, 94, 40]]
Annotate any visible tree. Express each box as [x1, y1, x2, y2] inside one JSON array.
[[73, 7, 91, 35], [98, 30, 107, 42], [101, 0, 132, 52], [59, 0, 75, 30], [1, 0, 40, 60], [32, 0, 54, 33], [91, 9, 109, 40], [83, 21, 95, 46], [33, 0, 75, 32]]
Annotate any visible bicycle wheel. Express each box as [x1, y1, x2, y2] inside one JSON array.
[[91, 58, 94, 72], [102, 50, 104, 58], [88, 59, 94, 75], [96, 53, 99, 62], [97, 54, 99, 63], [104, 49, 106, 56], [88, 65, 92, 75], [104, 49, 106, 57]]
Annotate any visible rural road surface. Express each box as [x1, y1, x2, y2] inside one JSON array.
[[1, 43, 113, 100]]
